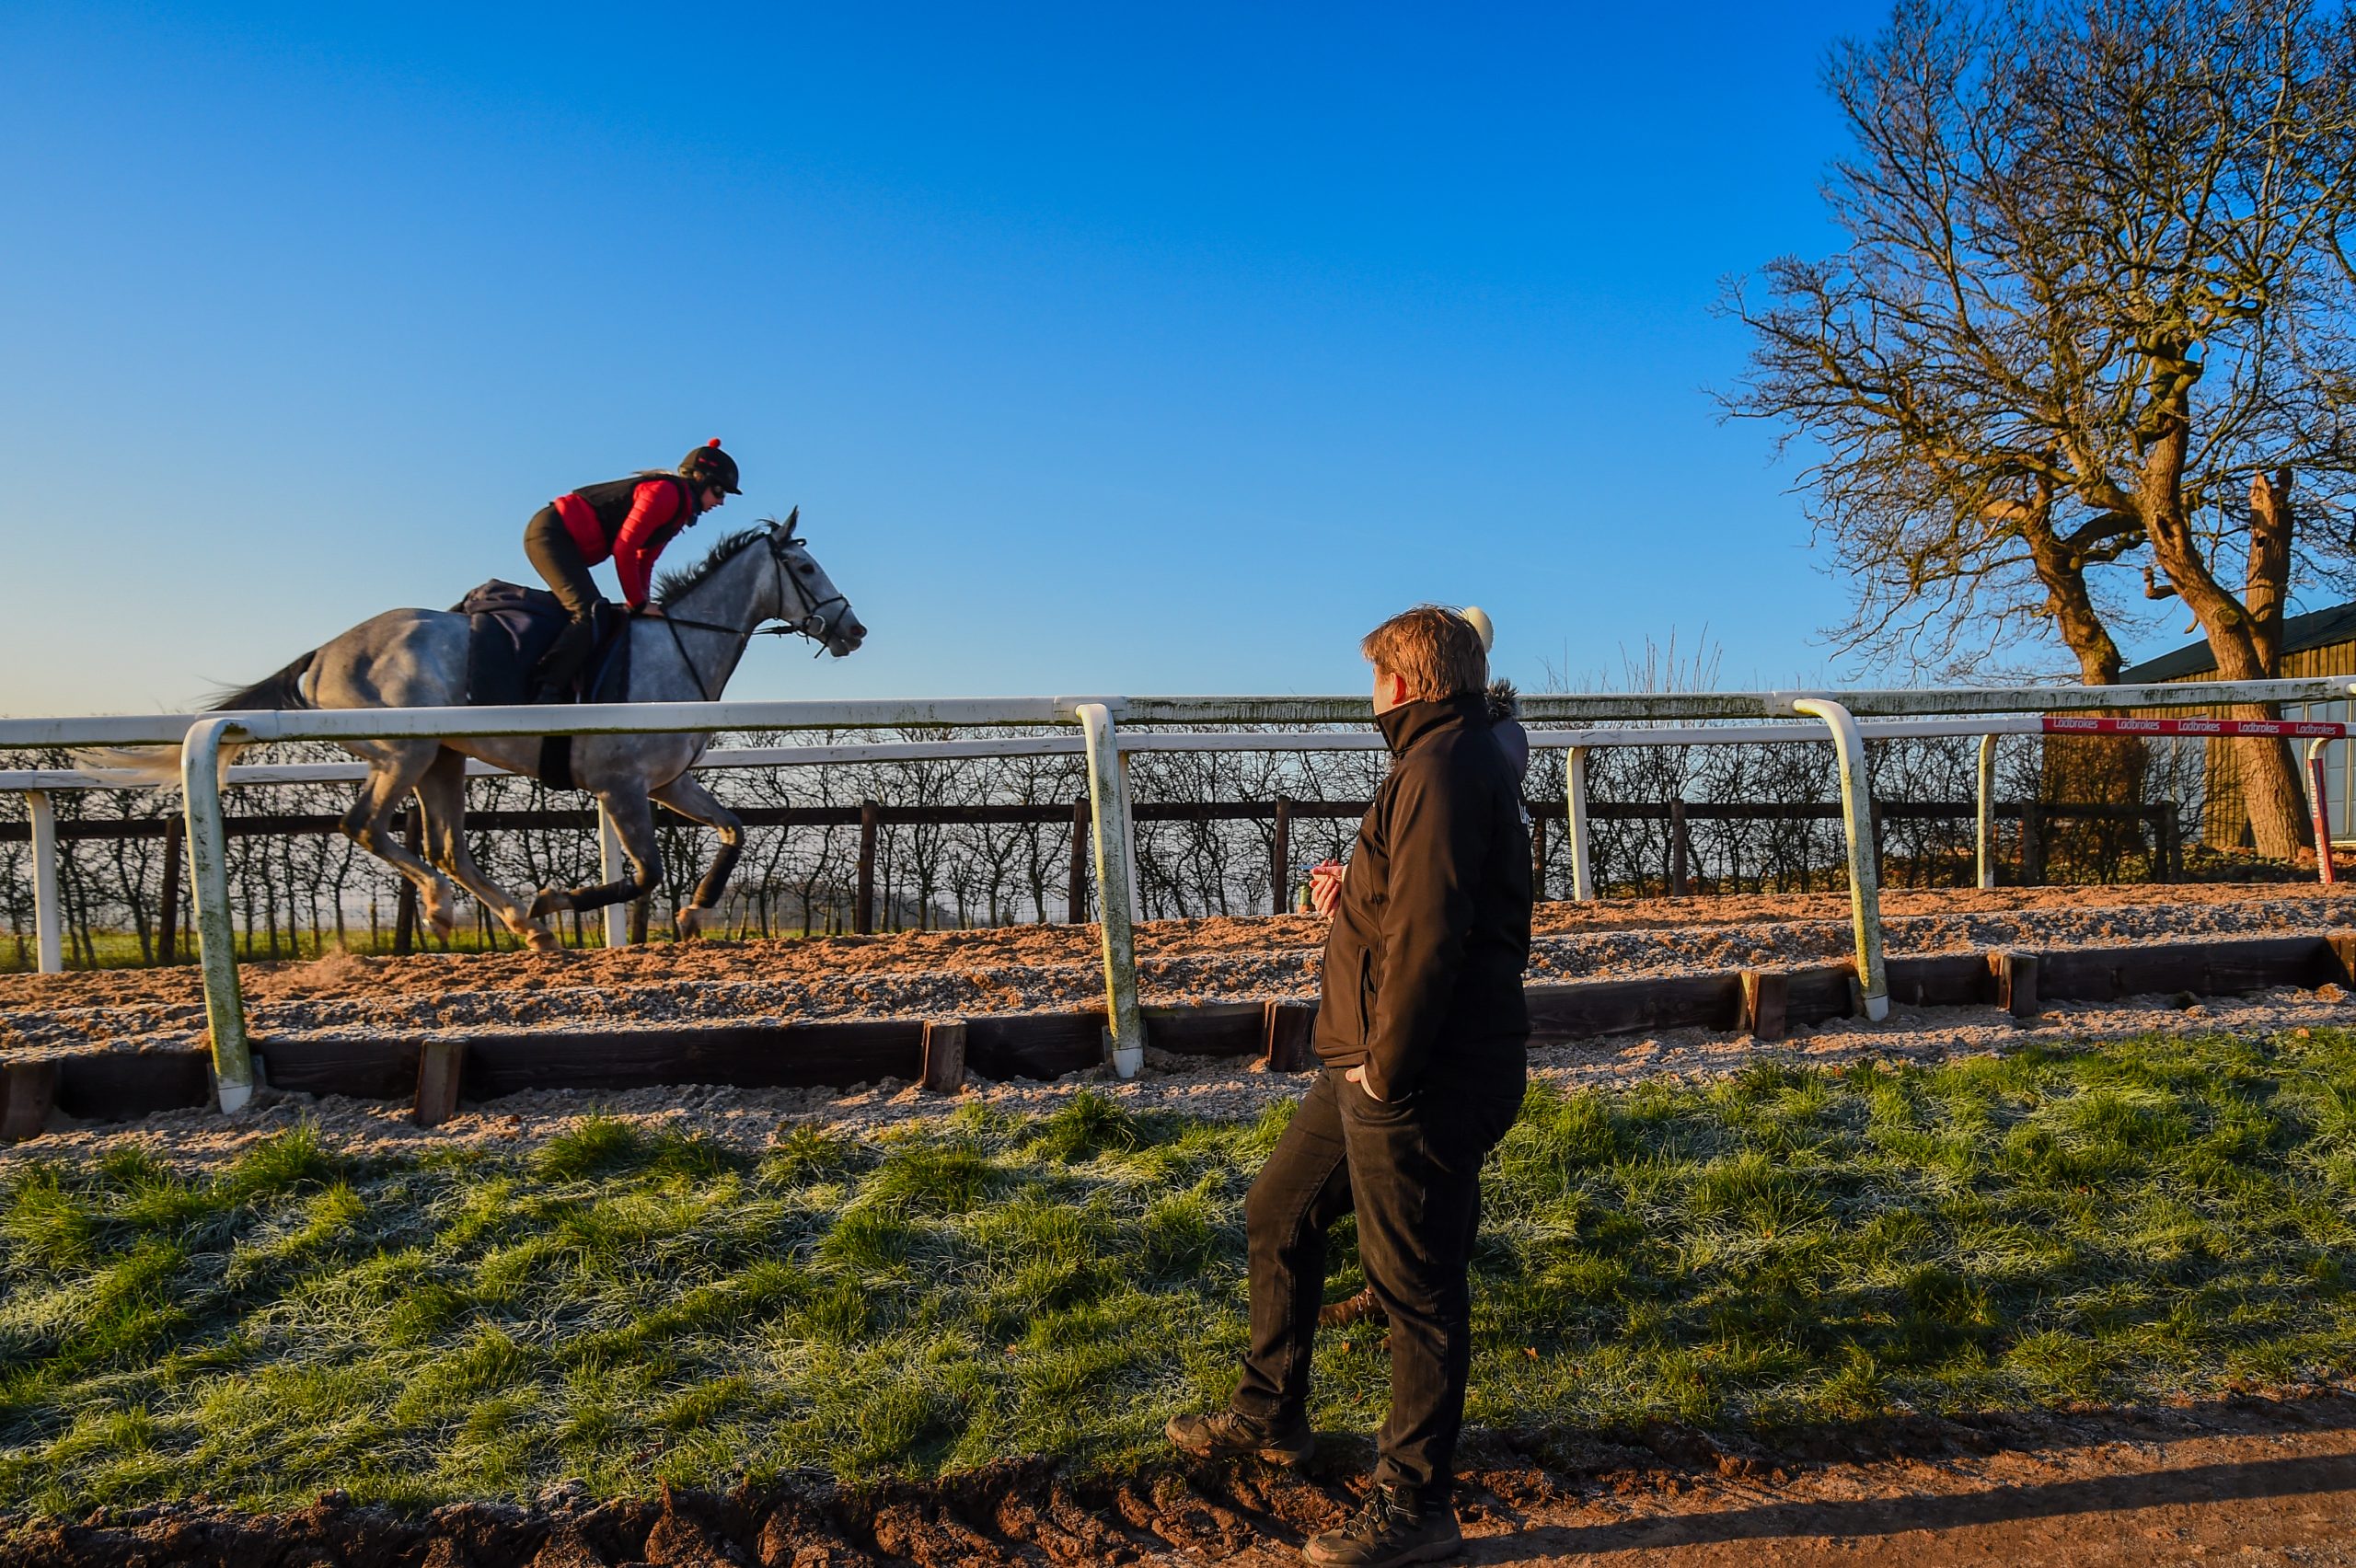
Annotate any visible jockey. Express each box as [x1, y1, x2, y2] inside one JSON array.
[[523, 439, 741, 699]]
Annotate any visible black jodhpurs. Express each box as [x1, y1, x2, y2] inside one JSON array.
[[523, 507, 603, 621], [1231, 1059, 1524, 1499]]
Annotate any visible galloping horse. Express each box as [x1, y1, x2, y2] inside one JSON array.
[[102, 515, 864, 952]]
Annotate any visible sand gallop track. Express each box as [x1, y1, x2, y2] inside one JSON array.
[[6, 882, 2356, 1170]]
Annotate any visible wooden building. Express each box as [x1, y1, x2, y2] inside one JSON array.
[[2118, 601, 2356, 846]]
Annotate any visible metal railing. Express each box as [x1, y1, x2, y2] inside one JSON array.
[[0, 712, 2151, 971], [5, 676, 2352, 1112]]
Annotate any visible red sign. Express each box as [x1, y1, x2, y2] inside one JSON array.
[[2043, 716, 2345, 739]]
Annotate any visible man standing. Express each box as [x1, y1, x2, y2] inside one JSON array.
[[1168, 605, 1532, 1567]]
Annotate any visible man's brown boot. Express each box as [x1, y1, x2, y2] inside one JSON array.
[[1301, 1481, 1461, 1566], [1163, 1408, 1316, 1467], [1319, 1286, 1388, 1330]]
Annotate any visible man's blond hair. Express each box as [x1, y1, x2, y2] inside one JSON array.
[[1361, 605, 1488, 703]]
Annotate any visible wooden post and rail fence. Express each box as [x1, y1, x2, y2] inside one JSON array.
[[4, 792, 2186, 963]]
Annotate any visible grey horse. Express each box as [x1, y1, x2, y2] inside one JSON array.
[[103, 515, 864, 952]]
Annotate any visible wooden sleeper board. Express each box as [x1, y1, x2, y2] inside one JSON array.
[[12, 933, 2349, 1127]]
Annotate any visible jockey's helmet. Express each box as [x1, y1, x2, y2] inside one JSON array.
[[681, 438, 742, 496]]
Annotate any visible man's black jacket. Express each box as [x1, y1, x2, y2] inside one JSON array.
[[1314, 692, 1532, 1100]]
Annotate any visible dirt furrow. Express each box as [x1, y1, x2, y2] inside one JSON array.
[[9, 1392, 2352, 1567]]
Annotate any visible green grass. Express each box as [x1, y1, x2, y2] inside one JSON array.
[[6, 1030, 2356, 1511]]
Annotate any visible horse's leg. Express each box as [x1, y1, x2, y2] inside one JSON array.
[[341, 742, 461, 941], [529, 791, 664, 921], [648, 774, 745, 939], [412, 749, 561, 954]]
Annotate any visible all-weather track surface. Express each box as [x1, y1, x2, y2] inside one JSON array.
[[7, 1392, 2356, 1566], [6, 882, 2355, 1055]]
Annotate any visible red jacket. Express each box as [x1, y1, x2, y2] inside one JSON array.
[[552, 474, 696, 608]]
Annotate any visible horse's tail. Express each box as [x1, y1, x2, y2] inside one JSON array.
[[207, 650, 318, 715], [75, 650, 320, 787]]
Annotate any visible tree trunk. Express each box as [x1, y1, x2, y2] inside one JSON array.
[[2246, 470, 2292, 671], [2020, 497, 2126, 686], [2020, 495, 2146, 866], [2142, 436, 2309, 859], [2218, 730, 2308, 858]]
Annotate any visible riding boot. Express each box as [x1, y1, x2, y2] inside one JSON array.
[[532, 617, 601, 703]]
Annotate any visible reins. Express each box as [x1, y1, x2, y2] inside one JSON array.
[[648, 524, 845, 701], [659, 613, 719, 703]]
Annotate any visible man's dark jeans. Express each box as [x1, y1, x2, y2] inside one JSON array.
[[1230, 1059, 1525, 1499]]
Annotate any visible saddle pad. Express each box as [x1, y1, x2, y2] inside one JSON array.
[[454, 581, 631, 708]]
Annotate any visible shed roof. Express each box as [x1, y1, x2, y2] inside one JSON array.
[[2119, 600, 2356, 683]]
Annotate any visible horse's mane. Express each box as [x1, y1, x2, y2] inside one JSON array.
[[655, 527, 768, 605]]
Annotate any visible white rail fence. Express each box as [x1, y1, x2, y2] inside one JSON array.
[[2, 678, 2350, 1112], [0, 713, 2129, 950], [5, 712, 2221, 973]]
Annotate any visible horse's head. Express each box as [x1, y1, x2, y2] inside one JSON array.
[[766, 513, 866, 657]]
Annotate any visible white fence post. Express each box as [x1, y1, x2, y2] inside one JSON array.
[[597, 802, 630, 948], [179, 716, 256, 1110], [1077, 703, 1145, 1079], [1793, 698, 1889, 1020], [28, 790, 62, 974], [1976, 733, 1998, 891], [1566, 746, 1594, 902]]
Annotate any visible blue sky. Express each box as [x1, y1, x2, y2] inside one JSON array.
[[0, 0, 2059, 715]]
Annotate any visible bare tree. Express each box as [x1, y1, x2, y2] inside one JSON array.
[[1727, 0, 2356, 856]]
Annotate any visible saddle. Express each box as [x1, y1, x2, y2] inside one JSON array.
[[453, 582, 634, 790], [453, 581, 631, 708]]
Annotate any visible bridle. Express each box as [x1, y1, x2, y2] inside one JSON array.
[[653, 515, 851, 702]]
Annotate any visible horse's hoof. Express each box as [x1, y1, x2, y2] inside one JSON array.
[[675, 907, 709, 940], [529, 887, 569, 920], [525, 926, 562, 954], [429, 916, 457, 941]]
